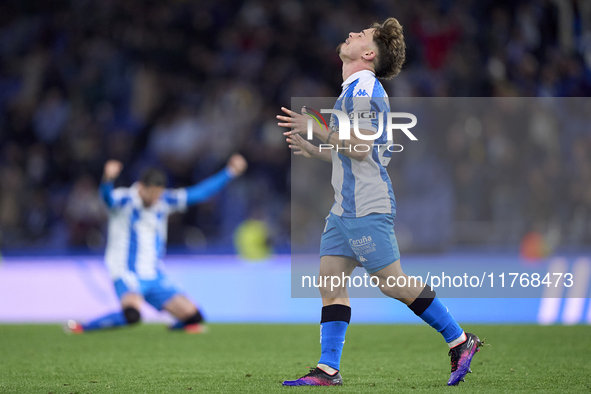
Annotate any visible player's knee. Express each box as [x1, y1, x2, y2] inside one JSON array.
[[319, 286, 347, 300], [374, 275, 404, 297], [378, 281, 415, 301], [123, 307, 141, 324]]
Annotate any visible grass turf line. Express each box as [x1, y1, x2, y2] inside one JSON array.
[[0, 324, 590, 393]]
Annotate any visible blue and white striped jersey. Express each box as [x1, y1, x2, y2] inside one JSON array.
[[100, 168, 233, 280], [102, 184, 187, 280], [329, 70, 396, 218]]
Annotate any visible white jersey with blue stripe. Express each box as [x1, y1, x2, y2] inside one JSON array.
[[104, 184, 187, 280], [329, 69, 396, 218]]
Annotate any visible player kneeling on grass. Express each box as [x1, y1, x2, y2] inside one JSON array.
[[278, 18, 481, 387], [65, 154, 247, 334]]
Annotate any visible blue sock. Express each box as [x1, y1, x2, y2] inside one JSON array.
[[317, 305, 351, 371], [419, 298, 463, 342], [408, 286, 463, 343], [82, 311, 127, 331]]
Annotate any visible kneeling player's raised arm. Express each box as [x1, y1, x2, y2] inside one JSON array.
[[180, 153, 247, 207], [99, 160, 129, 209]]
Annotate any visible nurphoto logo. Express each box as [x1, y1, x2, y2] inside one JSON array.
[[305, 109, 418, 153]]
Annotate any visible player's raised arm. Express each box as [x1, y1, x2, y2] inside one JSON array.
[[184, 153, 247, 206], [99, 160, 124, 207]]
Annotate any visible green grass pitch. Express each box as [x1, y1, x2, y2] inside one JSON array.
[[1, 324, 590, 393]]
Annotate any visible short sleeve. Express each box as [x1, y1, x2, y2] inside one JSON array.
[[102, 186, 132, 210], [162, 188, 188, 213]]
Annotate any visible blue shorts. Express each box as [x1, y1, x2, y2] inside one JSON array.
[[320, 212, 400, 274], [113, 272, 181, 311]]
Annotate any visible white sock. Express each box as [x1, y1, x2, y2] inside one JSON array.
[[448, 332, 467, 348], [317, 363, 338, 375]]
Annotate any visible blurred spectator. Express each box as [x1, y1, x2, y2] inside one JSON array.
[[64, 176, 106, 247]]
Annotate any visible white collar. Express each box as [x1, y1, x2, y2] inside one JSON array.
[[342, 69, 375, 88]]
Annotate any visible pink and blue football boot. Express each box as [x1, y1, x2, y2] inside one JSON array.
[[283, 367, 343, 386], [447, 332, 482, 386]]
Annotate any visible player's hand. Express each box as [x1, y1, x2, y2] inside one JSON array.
[[287, 133, 317, 159], [226, 153, 248, 177], [277, 107, 310, 136], [103, 160, 123, 182]]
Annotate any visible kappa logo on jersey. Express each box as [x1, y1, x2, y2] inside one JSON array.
[[354, 89, 369, 97], [358, 256, 368, 262]]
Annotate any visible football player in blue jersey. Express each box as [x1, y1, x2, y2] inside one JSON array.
[[65, 154, 247, 334], [278, 18, 481, 387]]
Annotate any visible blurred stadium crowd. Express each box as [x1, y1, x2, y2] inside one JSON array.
[[0, 0, 590, 252]]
